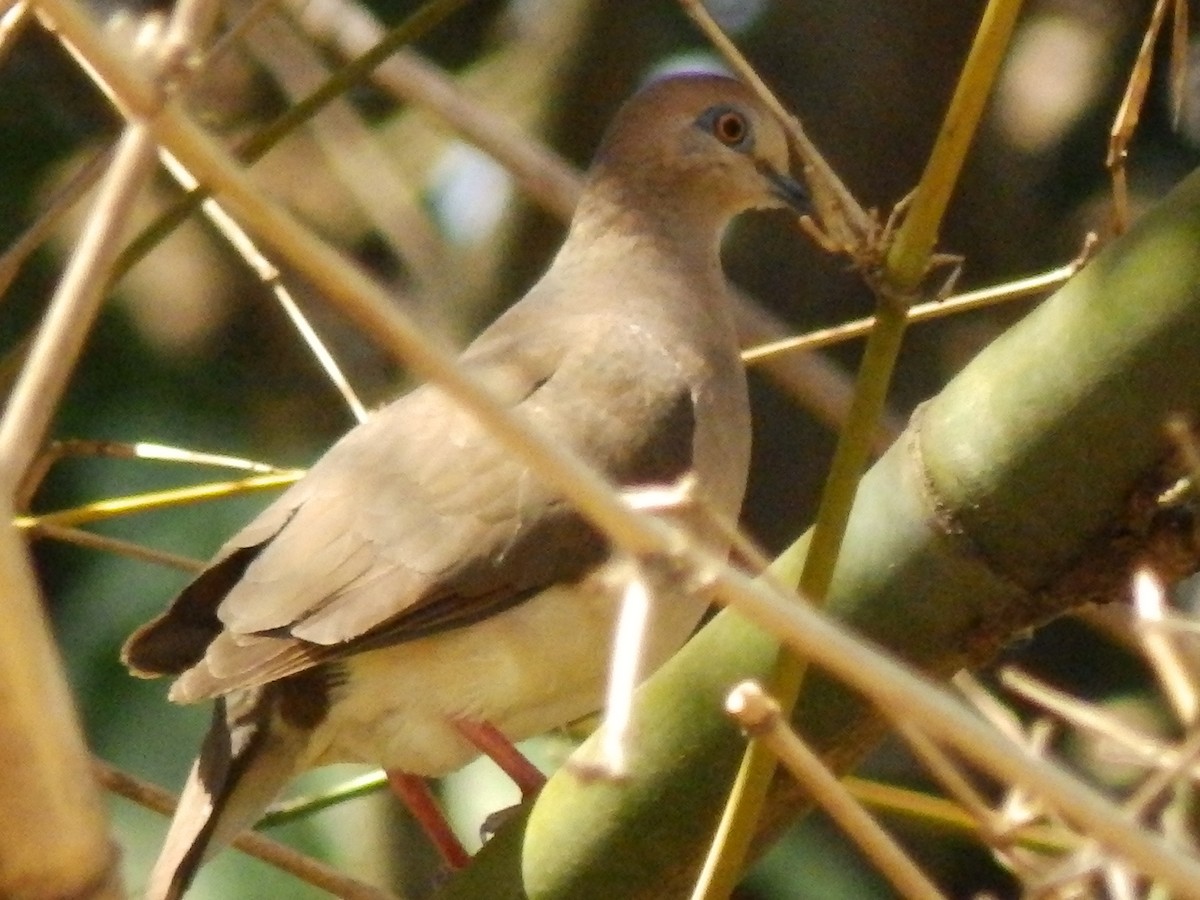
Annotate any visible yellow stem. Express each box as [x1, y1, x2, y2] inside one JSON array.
[[692, 1, 1029, 896]]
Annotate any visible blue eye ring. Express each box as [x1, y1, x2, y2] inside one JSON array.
[[696, 105, 753, 150]]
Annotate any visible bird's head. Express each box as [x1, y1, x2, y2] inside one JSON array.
[[584, 74, 809, 237]]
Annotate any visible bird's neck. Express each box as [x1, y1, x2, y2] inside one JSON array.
[[541, 186, 740, 357], [554, 183, 731, 295]]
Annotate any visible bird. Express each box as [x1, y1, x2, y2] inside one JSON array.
[[122, 72, 808, 899]]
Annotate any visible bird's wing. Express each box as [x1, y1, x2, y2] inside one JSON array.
[[123, 313, 699, 701]]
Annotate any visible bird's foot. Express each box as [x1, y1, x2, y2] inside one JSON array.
[[479, 801, 527, 843]]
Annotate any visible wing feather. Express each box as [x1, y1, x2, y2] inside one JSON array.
[[126, 313, 701, 700]]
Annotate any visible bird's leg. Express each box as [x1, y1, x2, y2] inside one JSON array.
[[385, 770, 471, 869], [388, 722, 544, 862], [452, 718, 546, 796], [454, 718, 546, 843]]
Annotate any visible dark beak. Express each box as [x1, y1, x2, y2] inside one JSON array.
[[764, 168, 810, 214]]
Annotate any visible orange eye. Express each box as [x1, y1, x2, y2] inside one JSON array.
[[713, 111, 748, 146]]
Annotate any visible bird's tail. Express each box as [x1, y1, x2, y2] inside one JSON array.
[[145, 691, 303, 900]]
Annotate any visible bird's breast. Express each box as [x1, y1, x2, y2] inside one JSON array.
[[303, 558, 705, 777]]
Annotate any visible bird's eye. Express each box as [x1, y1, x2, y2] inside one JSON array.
[[712, 111, 748, 146], [695, 105, 753, 150]]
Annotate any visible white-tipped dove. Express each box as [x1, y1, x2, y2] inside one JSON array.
[[123, 73, 807, 898]]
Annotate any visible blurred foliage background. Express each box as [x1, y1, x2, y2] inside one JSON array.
[[3, 0, 1199, 896]]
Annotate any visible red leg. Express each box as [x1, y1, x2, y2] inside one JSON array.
[[385, 770, 470, 869], [452, 719, 546, 797]]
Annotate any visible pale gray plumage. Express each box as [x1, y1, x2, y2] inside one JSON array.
[[123, 73, 806, 899]]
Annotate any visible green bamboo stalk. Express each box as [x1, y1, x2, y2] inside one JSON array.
[[691, 2, 1028, 895], [439, 159, 1200, 900]]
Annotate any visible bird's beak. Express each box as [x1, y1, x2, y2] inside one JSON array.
[[763, 168, 810, 214]]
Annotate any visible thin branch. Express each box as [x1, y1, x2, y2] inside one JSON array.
[[1122, 728, 1200, 824], [1000, 667, 1193, 777], [31, 523, 203, 572], [1107, 0, 1175, 233], [15, 472, 303, 530], [288, 0, 580, 222], [0, 138, 113, 309], [157, 150, 369, 423], [106, 441, 286, 472], [896, 722, 1007, 835], [954, 670, 1037, 746], [884, 0, 1028, 294], [108, 0, 473, 285], [1033, 728, 1200, 894], [239, 4, 444, 288], [259, 770, 389, 829], [742, 256, 1084, 364], [732, 297, 903, 453], [1132, 568, 1199, 726], [95, 760, 403, 900], [19, 437, 289, 510], [569, 561, 652, 781], [0, 123, 159, 493], [728, 682, 948, 900], [677, 0, 873, 253], [201, 0, 275, 75], [844, 776, 1076, 855]]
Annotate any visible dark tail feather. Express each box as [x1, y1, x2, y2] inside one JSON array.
[[145, 693, 303, 900]]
